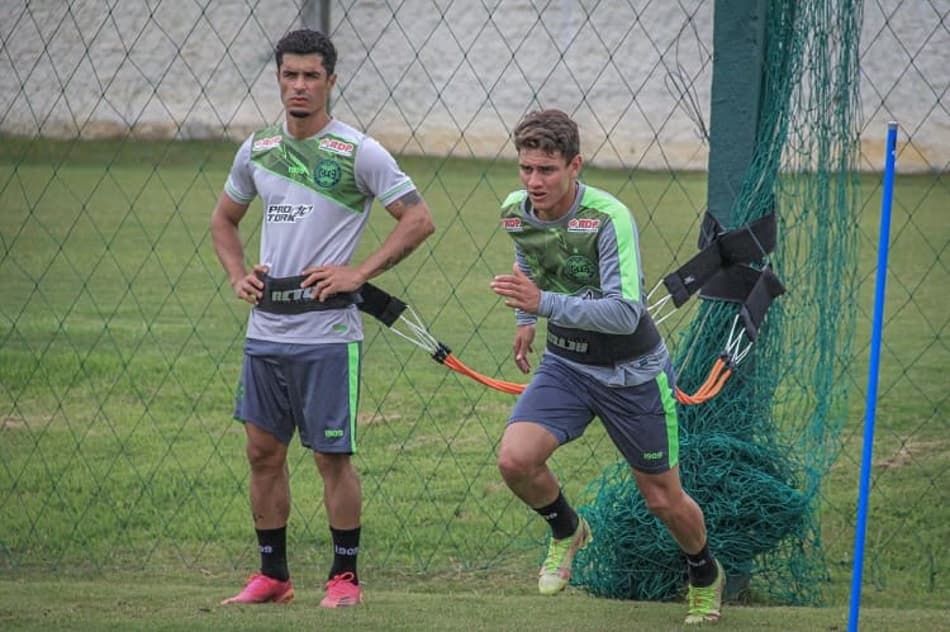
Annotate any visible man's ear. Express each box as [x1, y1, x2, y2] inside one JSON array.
[[569, 153, 583, 176]]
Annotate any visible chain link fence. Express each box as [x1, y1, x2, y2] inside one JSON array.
[[1, 0, 946, 608]]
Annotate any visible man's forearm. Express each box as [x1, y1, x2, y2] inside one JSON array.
[[541, 293, 643, 334], [356, 206, 434, 281], [211, 218, 248, 287]]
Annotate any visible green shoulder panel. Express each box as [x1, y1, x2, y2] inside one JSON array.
[[500, 189, 528, 215], [498, 190, 597, 296], [497, 186, 641, 299], [580, 187, 641, 299], [250, 127, 369, 214]]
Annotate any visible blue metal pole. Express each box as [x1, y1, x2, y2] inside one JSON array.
[[848, 121, 898, 632]]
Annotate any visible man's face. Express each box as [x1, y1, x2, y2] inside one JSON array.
[[518, 148, 582, 217], [277, 53, 336, 119]]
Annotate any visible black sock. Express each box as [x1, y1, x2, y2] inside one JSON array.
[[534, 491, 579, 540], [256, 526, 289, 582], [329, 526, 361, 583], [686, 543, 718, 587]]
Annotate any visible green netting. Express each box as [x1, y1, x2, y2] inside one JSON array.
[[572, 0, 862, 605]]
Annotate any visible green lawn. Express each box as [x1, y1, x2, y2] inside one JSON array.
[[0, 137, 946, 616], [1, 575, 946, 631]]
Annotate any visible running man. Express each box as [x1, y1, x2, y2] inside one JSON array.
[[490, 109, 724, 624]]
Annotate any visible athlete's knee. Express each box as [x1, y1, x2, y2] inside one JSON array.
[[246, 442, 284, 474], [497, 422, 558, 482], [638, 480, 683, 518], [497, 446, 540, 482], [314, 451, 354, 479]]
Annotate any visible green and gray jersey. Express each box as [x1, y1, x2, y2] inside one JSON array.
[[499, 183, 668, 386], [225, 119, 416, 344]]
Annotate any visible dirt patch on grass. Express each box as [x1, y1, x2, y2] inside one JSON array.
[[875, 440, 945, 470]]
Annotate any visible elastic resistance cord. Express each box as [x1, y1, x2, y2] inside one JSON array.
[[360, 283, 745, 405]]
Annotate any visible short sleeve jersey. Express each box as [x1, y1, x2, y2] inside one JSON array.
[[499, 184, 646, 317], [225, 119, 416, 344], [499, 183, 670, 387]]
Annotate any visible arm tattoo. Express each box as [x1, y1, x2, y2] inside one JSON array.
[[394, 189, 422, 207], [381, 189, 426, 269]]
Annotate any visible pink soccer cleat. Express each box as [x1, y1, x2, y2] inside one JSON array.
[[220, 572, 295, 605], [319, 571, 364, 608]]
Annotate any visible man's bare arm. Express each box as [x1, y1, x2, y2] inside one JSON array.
[[359, 189, 436, 277], [210, 191, 264, 302]]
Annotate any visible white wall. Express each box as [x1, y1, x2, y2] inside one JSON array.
[[1, 0, 945, 171]]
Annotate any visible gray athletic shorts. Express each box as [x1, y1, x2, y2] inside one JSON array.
[[234, 338, 361, 453], [508, 354, 680, 473]]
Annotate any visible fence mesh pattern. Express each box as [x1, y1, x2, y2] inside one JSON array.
[[1, 0, 946, 608]]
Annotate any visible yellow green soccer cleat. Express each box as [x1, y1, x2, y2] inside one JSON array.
[[537, 517, 592, 595], [685, 560, 725, 624]]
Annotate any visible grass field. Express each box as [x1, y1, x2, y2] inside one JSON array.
[[0, 136, 947, 627], [1, 574, 948, 631]]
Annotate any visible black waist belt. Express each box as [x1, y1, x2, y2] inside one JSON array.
[[254, 273, 359, 315], [546, 313, 662, 366]]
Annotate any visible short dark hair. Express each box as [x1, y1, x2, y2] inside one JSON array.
[[513, 109, 580, 163], [274, 29, 337, 75]]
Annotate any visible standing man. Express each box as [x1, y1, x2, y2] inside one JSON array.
[[490, 109, 724, 624], [211, 29, 435, 608]]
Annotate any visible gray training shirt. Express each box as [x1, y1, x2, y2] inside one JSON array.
[[500, 182, 670, 387], [225, 118, 416, 345]]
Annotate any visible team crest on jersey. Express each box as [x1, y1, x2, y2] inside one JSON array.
[[252, 135, 282, 152], [564, 255, 597, 283], [266, 204, 313, 223], [501, 217, 523, 232], [314, 159, 342, 189], [567, 218, 601, 233], [319, 138, 355, 157]]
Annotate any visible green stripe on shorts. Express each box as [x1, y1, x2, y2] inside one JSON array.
[[347, 341, 361, 454], [656, 371, 679, 468]]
